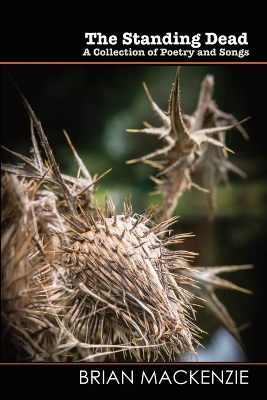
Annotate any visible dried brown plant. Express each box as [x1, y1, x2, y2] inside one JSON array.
[[1, 67, 253, 362], [127, 66, 250, 222]]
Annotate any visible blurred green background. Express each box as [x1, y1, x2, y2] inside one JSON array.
[[1, 64, 267, 362]]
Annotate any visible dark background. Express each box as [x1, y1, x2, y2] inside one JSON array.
[[1, 64, 267, 362]]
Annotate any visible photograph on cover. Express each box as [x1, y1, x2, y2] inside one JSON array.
[[1, 64, 266, 363]]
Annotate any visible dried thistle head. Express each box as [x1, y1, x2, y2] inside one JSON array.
[[1, 94, 204, 362], [127, 66, 250, 222], [56, 199, 205, 361]]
